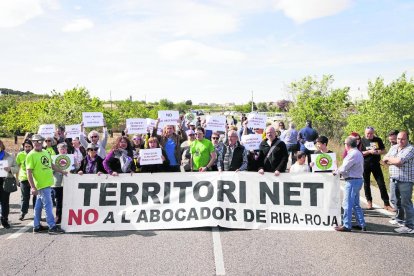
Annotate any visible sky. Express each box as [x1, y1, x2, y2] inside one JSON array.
[[1, 0, 413, 104]]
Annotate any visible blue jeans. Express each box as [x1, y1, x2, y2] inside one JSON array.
[[390, 179, 404, 223], [34, 187, 56, 229], [396, 181, 414, 228], [343, 178, 365, 229]]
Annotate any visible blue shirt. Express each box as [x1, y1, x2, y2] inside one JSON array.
[[165, 138, 178, 166]]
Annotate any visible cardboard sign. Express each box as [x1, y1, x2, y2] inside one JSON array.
[[52, 154, 75, 172], [0, 160, 8, 177], [311, 153, 337, 172], [139, 148, 163, 165], [38, 124, 55, 138], [126, 118, 147, 134], [241, 134, 263, 151], [65, 124, 81, 139], [205, 115, 226, 132], [146, 118, 162, 135], [82, 112, 104, 127], [247, 113, 267, 129], [158, 110, 179, 128]]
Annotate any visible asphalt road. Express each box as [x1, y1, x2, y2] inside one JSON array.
[[1, 184, 413, 276]]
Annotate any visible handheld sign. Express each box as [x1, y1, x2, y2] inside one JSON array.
[[205, 115, 226, 132], [126, 118, 147, 134], [139, 148, 163, 165], [65, 124, 81, 139], [158, 110, 179, 128], [304, 141, 317, 151], [311, 153, 337, 172], [241, 134, 262, 151], [38, 124, 55, 138], [247, 113, 267, 129], [82, 112, 104, 127], [146, 118, 162, 135], [52, 154, 75, 172], [0, 160, 8, 177]]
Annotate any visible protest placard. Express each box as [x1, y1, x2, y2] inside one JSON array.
[[247, 113, 267, 129], [311, 153, 337, 172], [139, 148, 163, 165], [82, 112, 104, 127], [52, 154, 75, 172], [205, 115, 226, 132], [0, 160, 8, 177], [38, 124, 55, 138], [126, 118, 147, 134], [241, 134, 263, 150], [158, 110, 179, 128], [65, 124, 81, 139]]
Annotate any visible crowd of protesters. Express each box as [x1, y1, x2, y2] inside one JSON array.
[[0, 113, 413, 235]]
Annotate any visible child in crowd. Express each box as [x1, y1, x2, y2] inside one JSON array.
[[289, 151, 310, 173]]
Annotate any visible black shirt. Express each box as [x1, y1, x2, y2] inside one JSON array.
[[361, 136, 385, 163]]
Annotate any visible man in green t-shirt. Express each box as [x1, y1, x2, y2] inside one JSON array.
[[15, 139, 36, 221], [26, 134, 67, 234], [190, 127, 216, 172]]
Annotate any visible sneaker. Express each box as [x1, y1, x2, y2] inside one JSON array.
[[33, 225, 49, 233], [394, 226, 414, 234], [389, 219, 404, 227], [48, 225, 65, 235]]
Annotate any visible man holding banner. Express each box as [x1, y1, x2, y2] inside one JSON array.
[[218, 130, 248, 172], [190, 127, 216, 172], [27, 135, 66, 234], [258, 126, 289, 176]]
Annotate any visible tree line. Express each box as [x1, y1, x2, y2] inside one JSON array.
[[1, 73, 413, 144]]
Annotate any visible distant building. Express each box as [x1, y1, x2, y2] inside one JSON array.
[[224, 102, 235, 107], [198, 103, 209, 106]]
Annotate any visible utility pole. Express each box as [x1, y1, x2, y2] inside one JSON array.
[[110, 90, 113, 110], [251, 91, 254, 112]]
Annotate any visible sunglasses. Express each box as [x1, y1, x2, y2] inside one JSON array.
[[188, 134, 195, 136], [45, 140, 52, 142], [212, 137, 219, 140], [88, 148, 98, 152], [34, 140, 43, 144], [133, 138, 141, 141]]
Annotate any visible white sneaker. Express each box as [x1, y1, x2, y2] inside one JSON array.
[[389, 219, 404, 227], [394, 226, 414, 234]]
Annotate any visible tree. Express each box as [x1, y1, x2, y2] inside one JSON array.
[[185, 100, 192, 106], [345, 74, 414, 141], [288, 75, 351, 141]]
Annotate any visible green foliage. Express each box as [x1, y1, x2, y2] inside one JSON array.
[[185, 100, 192, 106], [288, 75, 351, 141], [345, 74, 414, 141], [1, 87, 104, 133]]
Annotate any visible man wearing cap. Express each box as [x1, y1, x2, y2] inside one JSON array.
[[361, 126, 393, 211], [26, 134, 67, 234], [15, 139, 36, 221], [383, 131, 414, 234], [180, 129, 196, 172], [334, 136, 366, 232]]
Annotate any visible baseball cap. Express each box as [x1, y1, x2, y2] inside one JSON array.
[[31, 134, 45, 141]]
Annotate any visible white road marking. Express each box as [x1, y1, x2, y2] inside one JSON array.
[[212, 227, 226, 276], [7, 222, 33, 240]]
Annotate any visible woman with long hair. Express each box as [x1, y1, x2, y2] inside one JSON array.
[[103, 136, 136, 176]]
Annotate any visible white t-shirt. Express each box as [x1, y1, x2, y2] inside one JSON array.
[[289, 163, 310, 173]]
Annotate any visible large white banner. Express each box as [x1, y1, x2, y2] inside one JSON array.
[[62, 172, 341, 232]]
